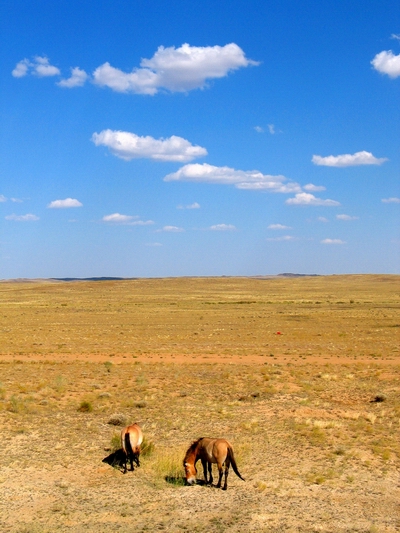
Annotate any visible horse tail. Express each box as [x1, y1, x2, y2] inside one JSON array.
[[124, 432, 134, 457], [227, 446, 245, 481]]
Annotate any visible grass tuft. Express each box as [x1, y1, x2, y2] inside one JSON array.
[[77, 400, 93, 412]]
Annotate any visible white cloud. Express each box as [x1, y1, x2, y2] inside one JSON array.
[[268, 223, 291, 230], [92, 130, 207, 162], [57, 67, 88, 88], [312, 151, 388, 167], [92, 62, 159, 95], [157, 225, 184, 232], [164, 163, 301, 193], [303, 183, 326, 192], [255, 124, 278, 134], [102, 213, 154, 225], [146, 242, 163, 247], [102, 213, 135, 223], [133, 220, 155, 226], [371, 50, 400, 78], [209, 224, 236, 231], [318, 217, 329, 223], [5, 213, 39, 221], [336, 214, 359, 221], [11, 198, 23, 203], [12, 56, 60, 78], [382, 197, 400, 203], [266, 235, 294, 242], [177, 202, 200, 209], [285, 193, 340, 206], [93, 43, 258, 94], [33, 56, 60, 77], [321, 238, 346, 245], [12, 59, 30, 77], [47, 198, 83, 209], [0, 195, 6, 202]]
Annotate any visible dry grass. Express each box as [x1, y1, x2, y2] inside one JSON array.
[[0, 274, 399, 362], [0, 275, 399, 532]]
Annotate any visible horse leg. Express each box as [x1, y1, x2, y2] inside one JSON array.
[[208, 462, 213, 485], [129, 454, 134, 471], [122, 453, 128, 474], [222, 462, 230, 491], [135, 451, 140, 468], [216, 462, 223, 488], [201, 459, 208, 483]]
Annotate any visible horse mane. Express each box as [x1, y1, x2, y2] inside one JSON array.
[[183, 437, 205, 463]]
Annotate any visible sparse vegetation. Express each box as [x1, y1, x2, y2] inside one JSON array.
[[0, 276, 398, 532]]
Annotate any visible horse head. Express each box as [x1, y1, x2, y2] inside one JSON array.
[[184, 461, 197, 485]]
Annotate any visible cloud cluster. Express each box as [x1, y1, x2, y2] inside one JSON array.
[[1, 195, 26, 203], [164, 163, 301, 193], [5, 213, 39, 221], [254, 124, 278, 134], [92, 130, 207, 162], [164, 163, 342, 205], [285, 193, 340, 206], [371, 50, 400, 78], [58, 67, 88, 88], [93, 43, 258, 94], [312, 151, 388, 167], [13, 43, 257, 95], [12, 56, 60, 78]]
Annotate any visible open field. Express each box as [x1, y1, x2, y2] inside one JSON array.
[[0, 275, 399, 532]]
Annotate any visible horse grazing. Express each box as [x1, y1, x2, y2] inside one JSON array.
[[120, 423, 143, 474], [183, 437, 245, 490]]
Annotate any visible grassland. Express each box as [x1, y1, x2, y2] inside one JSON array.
[[0, 275, 399, 532]]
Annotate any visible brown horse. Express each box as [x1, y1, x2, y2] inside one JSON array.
[[120, 423, 143, 474], [183, 437, 245, 490]]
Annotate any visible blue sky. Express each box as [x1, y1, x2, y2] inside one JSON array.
[[1, 0, 399, 278]]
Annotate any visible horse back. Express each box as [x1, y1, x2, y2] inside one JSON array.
[[200, 438, 230, 463], [121, 423, 143, 454]]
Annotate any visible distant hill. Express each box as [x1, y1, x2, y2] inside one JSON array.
[[51, 277, 136, 282], [278, 273, 321, 278]]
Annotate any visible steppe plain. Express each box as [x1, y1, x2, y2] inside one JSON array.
[[0, 274, 399, 532]]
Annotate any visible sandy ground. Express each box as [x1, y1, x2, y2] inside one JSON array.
[[0, 352, 399, 533]]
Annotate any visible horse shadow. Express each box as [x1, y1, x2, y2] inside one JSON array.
[[102, 448, 135, 473], [164, 476, 207, 487]]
